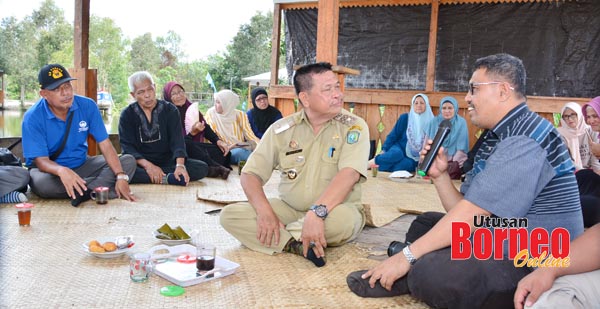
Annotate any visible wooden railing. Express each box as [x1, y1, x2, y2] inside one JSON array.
[[268, 85, 591, 149]]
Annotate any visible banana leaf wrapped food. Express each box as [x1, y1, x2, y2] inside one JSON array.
[[155, 223, 191, 240]]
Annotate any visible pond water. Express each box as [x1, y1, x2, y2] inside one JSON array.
[[0, 109, 119, 138]]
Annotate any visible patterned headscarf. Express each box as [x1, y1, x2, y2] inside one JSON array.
[[405, 93, 434, 161]]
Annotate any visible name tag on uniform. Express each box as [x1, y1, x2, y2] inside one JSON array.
[[285, 149, 302, 156]]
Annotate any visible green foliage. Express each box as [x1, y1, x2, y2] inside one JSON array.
[[130, 33, 161, 73], [155, 66, 178, 94], [156, 30, 183, 68], [177, 60, 208, 93], [553, 113, 562, 128], [224, 11, 279, 90], [0, 2, 278, 112], [89, 16, 131, 106], [32, 0, 72, 67]]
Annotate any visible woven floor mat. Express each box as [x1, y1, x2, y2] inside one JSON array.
[[196, 171, 280, 204], [196, 171, 450, 228], [364, 173, 453, 216], [0, 182, 429, 308]]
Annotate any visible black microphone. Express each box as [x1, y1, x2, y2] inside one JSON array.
[[417, 119, 452, 177]]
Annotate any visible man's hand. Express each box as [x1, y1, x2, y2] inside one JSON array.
[[362, 254, 410, 291], [115, 179, 137, 202], [174, 164, 190, 185], [145, 163, 165, 184], [256, 208, 285, 247], [419, 140, 448, 179], [300, 211, 327, 258], [57, 166, 88, 199], [513, 269, 557, 309]]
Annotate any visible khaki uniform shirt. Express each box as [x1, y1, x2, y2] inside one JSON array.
[[243, 109, 369, 211]]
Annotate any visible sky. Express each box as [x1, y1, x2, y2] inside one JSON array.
[[0, 0, 275, 61]]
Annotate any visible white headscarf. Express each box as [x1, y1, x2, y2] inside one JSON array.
[[206, 90, 240, 142], [405, 93, 434, 161], [557, 102, 589, 169]]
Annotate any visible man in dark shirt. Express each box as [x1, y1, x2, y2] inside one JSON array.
[[119, 71, 208, 185]]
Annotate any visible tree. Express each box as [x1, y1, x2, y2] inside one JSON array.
[[0, 0, 71, 104], [224, 11, 276, 90], [130, 33, 161, 73], [178, 60, 209, 93], [156, 30, 184, 69], [31, 0, 72, 67], [0, 16, 39, 105], [205, 53, 230, 92], [89, 16, 129, 106]]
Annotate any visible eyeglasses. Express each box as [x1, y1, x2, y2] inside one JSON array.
[[255, 96, 268, 102], [561, 114, 577, 121], [171, 90, 185, 97], [139, 127, 161, 144], [468, 81, 515, 95]]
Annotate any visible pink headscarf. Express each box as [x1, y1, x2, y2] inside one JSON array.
[[582, 96, 600, 122], [582, 96, 600, 136]]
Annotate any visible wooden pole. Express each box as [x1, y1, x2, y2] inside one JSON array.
[[73, 0, 98, 155], [316, 0, 339, 64], [270, 3, 282, 87], [74, 0, 89, 68], [426, 0, 439, 92]]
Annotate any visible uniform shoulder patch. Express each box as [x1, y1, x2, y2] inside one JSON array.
[[333, 113, 357, 126], [273, 117, 296, 134]]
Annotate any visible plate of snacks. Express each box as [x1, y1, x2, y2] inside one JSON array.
[[153, 223, 192, 246], [83, 236, 134, 258]]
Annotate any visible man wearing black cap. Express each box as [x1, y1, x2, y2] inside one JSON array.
[[22, 64, 137, 206]]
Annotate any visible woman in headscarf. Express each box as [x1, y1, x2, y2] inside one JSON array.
[[577, 97, 600, 227], [370, 93, 434, 172], [163, 81, 231, 179], [557, 102, 600, 171], [205, 89, 260, 164], [247, 87, 282, 138], [425, 96, 469, 178]]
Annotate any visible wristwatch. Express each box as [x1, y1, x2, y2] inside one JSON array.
[[309, 204, 328, 220], [116, 173, 129, 183], [402, 246, 417, 265]]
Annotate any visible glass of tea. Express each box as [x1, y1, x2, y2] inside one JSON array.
[[16, 203, 34, 226], [196, 244, 216, 273]]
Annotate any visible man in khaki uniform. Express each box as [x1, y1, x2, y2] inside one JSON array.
[[220, 62, 369, 267]]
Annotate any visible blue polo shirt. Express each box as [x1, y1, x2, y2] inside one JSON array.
[[461, 103, 584, 242], [22, 95, 108, 169]]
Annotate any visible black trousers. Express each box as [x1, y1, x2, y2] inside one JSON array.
[[403, 212, 531, 309], [131, 158, 208, 184], [185, 138, 231, 168], [575, 169, 600, 227]]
